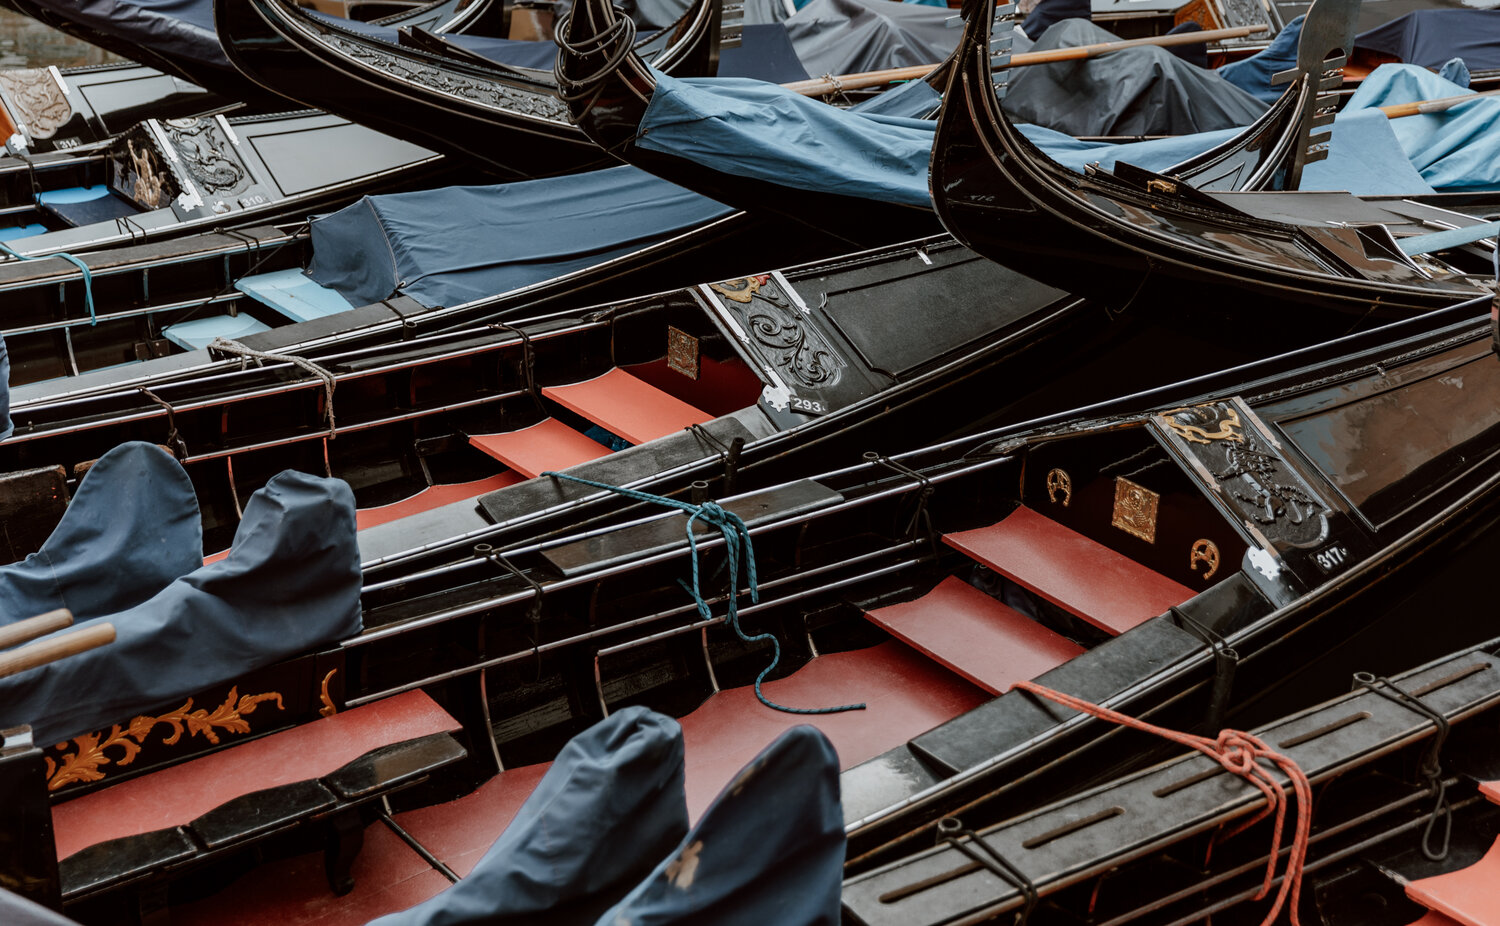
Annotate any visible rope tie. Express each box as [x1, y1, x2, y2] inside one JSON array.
[[937, 817, 1037, 926], [542, 470, 865, 715], [552, 7, 638, 101], [1013, 681, 1312, 926], [207, 338, 338, 437], [0, 243, 96, 326], [1353, 672, 1452, 860], [137, 386, 188, 459]]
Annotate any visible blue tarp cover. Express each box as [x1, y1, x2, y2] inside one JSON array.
[[0, 443, 200, 626], [719, 24, 813, 83], [0, 470, 362, 743], [25, 0, 228, 71], [783, 0, 958, 78], [370, 706, 688, 925], [1218, 15, 1303, 103], [595, 724, 845, 926], [307, 166, 734, 308], [0, 334, 9, 443], [1356, 11, 1500, 72], [1343, 63, 1500, 192], [0, 889, 80, 926]]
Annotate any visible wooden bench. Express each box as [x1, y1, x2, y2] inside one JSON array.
[[541, 368, 713, 446], [469, 418, 612, 479], [943, 506, 1196, 637]]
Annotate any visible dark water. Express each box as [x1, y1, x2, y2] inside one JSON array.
[[0, 9, 122, 68]]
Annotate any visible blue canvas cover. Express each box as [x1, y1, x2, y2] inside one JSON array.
[[438, 34, 560, 69], [1003, 20, 1268, 136], [719, 24, 813, 82], [1022, 0, 1090, 40], [1343, 64, 1500, 192], [307, 167, 734, 308], [0, 334, 9, 443], [0, 442, 201, 626], [1355, 11, 1500, 72], [0, 470, 362, 743], [0, 889, 81, 926], [369, 706, 688, 926], [22, 0, 228, 71], [847, 76, 941, 118], [783, 0, 958, 78], [594, 725, 844, 926], [1218, 16, 1303, 103]]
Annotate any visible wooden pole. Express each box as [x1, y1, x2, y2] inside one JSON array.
[[1380, 87, 1500, 119], [782, 24, 1269, 96], [0, 609, 72, 651], [0, 623, 115, 680]]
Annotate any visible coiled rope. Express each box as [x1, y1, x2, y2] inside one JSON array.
[[543, 470, 865, 715], [0, 242, 96, 326], [207, 337, 338, 437]]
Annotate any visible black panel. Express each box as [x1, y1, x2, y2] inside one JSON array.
[[189, 780, 337, 850], [324, 732, 466, 801], [59, 828, 195, 899]]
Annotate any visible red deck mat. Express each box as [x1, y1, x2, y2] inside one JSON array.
[[170, 818, 447, 926], [1480, 781, 1500, 806], [865, 576, 1085, 695], [541, 368, 713, 445], [391, 762, 552, 878], [1407, 838, 1500, 926], [469, 418, 611, 479], [52, 690, 459, 861], [678, 640, 986, 819], [943, 505, 1195, 636], [1407, 913, 1467, 926], [355, 473, 524, 531]]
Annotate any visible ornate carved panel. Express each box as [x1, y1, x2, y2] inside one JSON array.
[[111, 126, 180, 210], [709, 273, 844, 390], [161, 118, 251, 198], [0, 68, 71, 140]]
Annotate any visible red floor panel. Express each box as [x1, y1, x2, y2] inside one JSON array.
[[542, 368, 713, 445], [1480, 780, 1500, 806], [53, 691, 459, 861], [1407, 913, 1467, 926], [866, 576, 1086, 695], [170, 817, 448, 926], [355, 473, 524, 531], [1407, 837, 1500, 926], [678, 640, 987, 819], [469, 418, 610, 479], [943, 505, 1195, 636], [391, 762, 553, 877]]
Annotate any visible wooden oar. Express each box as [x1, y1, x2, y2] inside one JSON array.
[[0, 608, 73, 651], [782, 24, 1270, 96], [1380, 87, 1500, 119], [0, 622, 115, 680]]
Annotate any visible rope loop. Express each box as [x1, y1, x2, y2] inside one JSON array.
[[0, 243, 97, 326], [1352, 671, 1453, 860], [207, 338, 338, 438], [137, 386, 189, 460], [542, 470, 865, 715], [1013, 680, 1312, 926], [552, 6, 638, 101]]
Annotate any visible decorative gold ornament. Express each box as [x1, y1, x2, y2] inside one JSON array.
[[709, 275, 769, 304], [44, 687, 284, 791], [1190, 539, 1221, 580], [1046, 468, 1072, 506], [319, 669, 339, 718], [666, 326, 700, 380], [1163, 405, 1245, 445], [1112, 477, 1160, 543]]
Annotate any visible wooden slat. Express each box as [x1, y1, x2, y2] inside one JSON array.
[[541, 368, 713, 446], [943, 506, 1195, 636], [468, 418, 611, 479], [1407, 838, 1500, 926], [865, 577, 1084, 695]]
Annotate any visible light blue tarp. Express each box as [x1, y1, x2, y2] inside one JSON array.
[[369, 706, 688, 926], [594, 725, 845, 926], [0, 443, 200, 626], [1218, 16, 1303, 103], [0, 889, 80, 926], [23, 0, 228, 71], [307, 166, 734, 308], [1343, 64, 1500, 192], [1355, 10, 1500, 72], [0, 470, 362, 743], [0, 334, 9, 443]]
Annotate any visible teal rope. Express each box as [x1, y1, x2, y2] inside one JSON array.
[[0, 242, 97, 326], [543, 470, 865, 715]]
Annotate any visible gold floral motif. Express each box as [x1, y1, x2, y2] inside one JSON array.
[[709, 274, 769, 304], [319, 669, 338, 718], [1190, 539, 1221, 580], [1112, 477, 1159, 543], [1045, 468, 1072, 507], [1163, 405, 1245, 445], [44, 687, 283, 791]]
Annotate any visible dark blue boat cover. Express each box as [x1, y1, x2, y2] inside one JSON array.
[[430, 34, 560, 69], [1219, 15, 1303, 102], [1003, 20, 1268, 135], [719, 24, 813, 82], [1021, 0, 1090, 40], [0, 470, 362, 743], [594, 724, 844, 926], [1344, 63, 1500, 192], [0, 442, 200, 627], [22, 0, 229, 72], [783, 0, 957, 78], [1355, 11, 1500, 72], [0, 889, 80, 926], [0, 334, 10, 443], [847, 75, 941, 117], [369, 706, 688, 925], [307, 166, 734, 308]]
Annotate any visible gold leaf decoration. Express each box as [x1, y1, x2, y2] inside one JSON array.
[[46, 687, 283, 791], [319, 669, 338, 718]]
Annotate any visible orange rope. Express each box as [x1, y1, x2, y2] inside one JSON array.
[[1012, 681, 1314, 926]]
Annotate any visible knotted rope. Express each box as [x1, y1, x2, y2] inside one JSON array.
[[1013, 680, 1312, 926], [543, 470, 865, 715], [207, 338, 338, 437], [0, 242, 96, 326]]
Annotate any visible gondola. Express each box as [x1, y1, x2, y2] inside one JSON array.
[[0, 0, 503, 106], [553, 0, 1350, 247], [216, 0, 735, 177], [931, 0, 1500, 316], [2, 291, 1496, 924]]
